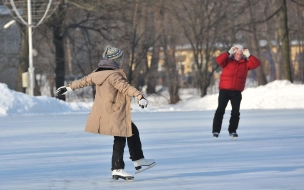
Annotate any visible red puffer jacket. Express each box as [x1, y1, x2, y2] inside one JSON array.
[[216, 52, 260, 92]]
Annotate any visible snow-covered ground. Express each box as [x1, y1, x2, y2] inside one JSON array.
[[0, 80, 304, 116], [0, 80, 304, 189]]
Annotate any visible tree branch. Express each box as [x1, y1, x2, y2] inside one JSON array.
[[251, 3, 283, 24], [290, 0, 304, 6]]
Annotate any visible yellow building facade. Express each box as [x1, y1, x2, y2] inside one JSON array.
[[148, 43, 303, 83]]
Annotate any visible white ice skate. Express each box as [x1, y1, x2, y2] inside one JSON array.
[[133, 158, 156, 174], [112, 169, 134, 181], [213, 132, 219, 139], [230, 132, 238, 140]]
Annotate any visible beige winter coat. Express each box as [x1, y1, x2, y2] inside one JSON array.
[[68, 69, 141, 137]]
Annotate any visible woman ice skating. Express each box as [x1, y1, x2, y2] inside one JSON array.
[[56, 46, 155, 181], [212, 44, 260, 140]]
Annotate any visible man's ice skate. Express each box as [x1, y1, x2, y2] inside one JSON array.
[[133, 158, 156, 174], [213, 132, 219, 139], [112, 169, 134, 181], [230, 132, 238, 140]]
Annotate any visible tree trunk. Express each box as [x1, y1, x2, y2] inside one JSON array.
[[200, 74, 207, 97], [279, 0, 293, 82], [275, 32, 282, 80], [15, 24, 28, 93], [247, 0, 267, 85], [53, 4, 67, 100], [251, 33, 267, 85], [165, 44, 180, 104], [53, 27, 65, 100], [146, 46, 160, 94]]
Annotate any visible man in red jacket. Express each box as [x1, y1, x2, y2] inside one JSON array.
[[212, 45, 260, 139]]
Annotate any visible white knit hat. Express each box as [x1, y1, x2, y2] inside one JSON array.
[[234, 44, 243, 50]]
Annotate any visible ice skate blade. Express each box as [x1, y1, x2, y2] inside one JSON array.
[[112, 175, 134, 181], [134, 162, 156, 174], [230, 137, 237, 140]]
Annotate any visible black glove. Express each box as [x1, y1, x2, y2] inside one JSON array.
[[56, 86, 72, 96], [138, 96, 148, 109]]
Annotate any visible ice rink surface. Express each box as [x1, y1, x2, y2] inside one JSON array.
[[1, 109, 304, 190]]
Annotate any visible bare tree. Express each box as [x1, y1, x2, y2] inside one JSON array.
[[279, 0, 293, 82], [171, 0, 233, 97], [46, 0, 68, 100], [160, 14, 181, 104], [115, 0, 160, 87], [145, 0, 164, 94], [15, 23, 28, 93], [288, 0, 304, 82], [3, 0, 304, 102], [45, 0, 118, 99], [245, 0, 268, 85], [146, 45, 160, 94], [32, 24, 56, 97], [1, 2, 30, 93]]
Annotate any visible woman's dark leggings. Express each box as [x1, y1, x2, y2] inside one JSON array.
[[111, 122, 144, 170], [212, 89, 242, 134]]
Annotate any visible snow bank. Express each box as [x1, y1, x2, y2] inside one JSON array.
[[0, 83, 91, 116], [176, 80, 304, 111], [0, 80, 303, 116], [241, 80, 304, 109]]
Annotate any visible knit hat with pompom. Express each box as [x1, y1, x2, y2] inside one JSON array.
[[102, 47, 124, 67]]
